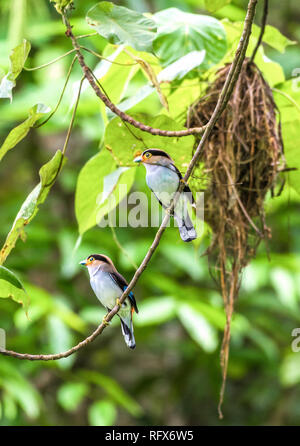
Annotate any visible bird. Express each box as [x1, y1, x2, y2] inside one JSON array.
[[79, 254, 138, 349], [134, 148, 197, 242]]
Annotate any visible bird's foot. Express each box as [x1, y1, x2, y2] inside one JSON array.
[[180, 178, 187, 185], [116, 298, 121, 308], [102, 314, 110, 326]]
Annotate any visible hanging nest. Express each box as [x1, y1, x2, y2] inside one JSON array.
[[186, 58, 285, 417]]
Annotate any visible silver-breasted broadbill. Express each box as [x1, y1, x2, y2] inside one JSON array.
[[80, 254, 138, 349], [134, 148, 197, 242]]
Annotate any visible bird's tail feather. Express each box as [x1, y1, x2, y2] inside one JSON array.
[[175, 212, 197, 242], [120, 317, 136, 349]]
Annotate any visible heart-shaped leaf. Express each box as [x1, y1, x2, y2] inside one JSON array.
[[104, 113, 195, 171], [153, 8, 227, 69], [75, 149, 136, 235], [86, 2, 157, 52]]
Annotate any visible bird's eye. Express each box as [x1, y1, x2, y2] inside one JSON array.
[[89, 257, 94, 262], [144, 152, 152, 159]]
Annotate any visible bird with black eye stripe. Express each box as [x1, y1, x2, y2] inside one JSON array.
[[134, 148, 197, 242], [80, 254, 138, 349]]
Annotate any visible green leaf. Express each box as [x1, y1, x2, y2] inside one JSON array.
[[262, 25, 296, 54], [177, 303, 218, 352], [205, 0, 232, 12], [0, 358, 41, 418], [57, 382, 89, 412], [0, 40, 31, 101], [135, 296, 176, 326], [75, 150, 136, 235], [47, 315, 75, 369], [116, 50, 206, 113], [0, 150, 64, 264], [280, 353, 300, 387], [222, 20, 286, 86], [105, 113, 195, 171], [0, 265, 29, 309], [153, 8, 227, 69], [223, 21, 295, 56], [79, 370, 143, 417], [0, 103, 50, 162], [88, 399, 117, 426], [86, 2, 157, 52], [273, 80, 300, 194]]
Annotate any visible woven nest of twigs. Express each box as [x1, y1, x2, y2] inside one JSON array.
[[186, 58, 285, 416]]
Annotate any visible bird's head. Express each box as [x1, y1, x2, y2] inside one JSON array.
[[79, 254, 114, 271], [134, 149, 173, 166]]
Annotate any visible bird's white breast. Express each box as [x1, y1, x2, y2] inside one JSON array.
[[90, 270, 122, 310], [144, 164, 179, 207]]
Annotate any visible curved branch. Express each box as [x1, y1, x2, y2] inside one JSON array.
[[250, 0, 268, 63], [62, 15, 206, 138], [0, 0, 258, 361]]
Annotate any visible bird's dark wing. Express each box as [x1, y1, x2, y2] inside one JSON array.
[[109, 271, 139, 313], [168, 164, 195, 205]]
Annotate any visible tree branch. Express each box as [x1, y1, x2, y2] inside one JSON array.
[[0, 0, 258, 361], [250, 0, 268, 63], [61, 14, 207, 138]]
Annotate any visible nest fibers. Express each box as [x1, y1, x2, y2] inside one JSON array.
[[186, 59, 285, 416]]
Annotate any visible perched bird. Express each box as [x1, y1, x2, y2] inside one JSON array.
[[134, 149, 197, 242], [79, 254, 138, 349]]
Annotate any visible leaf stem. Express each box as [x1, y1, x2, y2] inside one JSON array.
[[24, 49, 76, 71]]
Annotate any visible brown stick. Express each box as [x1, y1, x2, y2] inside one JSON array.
[[0, 0, 258, 361], [250, 0, 268, 63]]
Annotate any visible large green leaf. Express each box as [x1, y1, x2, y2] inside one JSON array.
[[0, 358, 41, 418], [0, 103, 50, 162], [0, 40, 31, 101], [177, 303, 218, 352], [0, 150, 65, 264], [79, 370, 143, 417], [222, 20, 286, 86], [88, 400, 117, 426], [0, 265, 29, 309], [86, 2, 157, 52], [75, 149, 136, 235], [273, 80, 300, 194], [262, 25, 296, 53], [105, 113, 195, 172], [134, 296, 177, 326], [116, 50, 206, 113], [57, 382, 89, 412], [205, 0, 232, 12], [153, 8, 227, 69]]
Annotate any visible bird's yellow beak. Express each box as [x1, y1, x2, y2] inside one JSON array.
[[79, 259, 87, 266], [133, 155, 142, 163]]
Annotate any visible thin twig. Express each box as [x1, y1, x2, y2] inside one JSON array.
[[0, 0, 258, 361], [62, 75, 84, 156], [24, 49, 76, 71], [35, 56, 77, 129], [250, 0, 268, 63], [80, 46, 138, 66]]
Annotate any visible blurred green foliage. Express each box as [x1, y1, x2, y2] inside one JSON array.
[[0, 0, 300, 427]]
